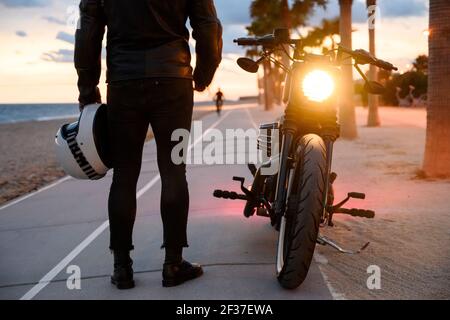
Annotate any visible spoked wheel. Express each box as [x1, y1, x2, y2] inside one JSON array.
[[276, 134, 327, 289]]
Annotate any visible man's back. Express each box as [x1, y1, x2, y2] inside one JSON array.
[[105, 0, 190, 48], [75, 0, 222, 105], [104, 0, 192, 82]]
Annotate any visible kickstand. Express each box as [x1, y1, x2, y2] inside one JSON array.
[[317, 235, 370, 254]]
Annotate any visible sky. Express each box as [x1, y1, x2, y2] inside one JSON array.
[[0, 0, 429, 103]]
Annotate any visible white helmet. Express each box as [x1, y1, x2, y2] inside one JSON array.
[[55, 103, 111, 180]]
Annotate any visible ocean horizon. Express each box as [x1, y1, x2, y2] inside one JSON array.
[[0, 103, 79, 124], [0, 101, 229, 124]]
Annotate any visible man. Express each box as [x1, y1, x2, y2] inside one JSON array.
[[75, 0, 222, 289], [214, 88, 224, 115]]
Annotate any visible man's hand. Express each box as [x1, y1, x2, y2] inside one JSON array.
[[79, 87, 102, 112], [194, 82, 207, 92], [79, 103, 87, 112], [190, 0, 222, 93]]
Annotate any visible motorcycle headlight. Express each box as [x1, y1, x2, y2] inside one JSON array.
[[302, 70, 335, 103]]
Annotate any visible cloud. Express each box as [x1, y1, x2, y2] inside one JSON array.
[[41, 49, 74, 63], [215, 0, 252, 25], [378, 0, 428, 18], [310, 0, 428, 25], [56, 31, 74, 44], [213, 0, 252, 55], [43, 15, 66, 25], [42, 46, 106, 63], [212, 0, 428, 57], [0, 0, 50, 7], [222, 24, 248, 54], [15, 30, 27, 37]]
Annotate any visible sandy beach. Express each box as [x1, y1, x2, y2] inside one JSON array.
[[0, 119, 67, 205], [316, 107, 450, 300], [0, 107, 211, 206]]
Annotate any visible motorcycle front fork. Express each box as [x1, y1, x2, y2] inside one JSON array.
[[273, 131, 334, 224], [322, 139, 335, 221], [273, 130, 295, 219]]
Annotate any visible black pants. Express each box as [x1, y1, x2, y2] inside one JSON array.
[[107, 78, 193, 251]]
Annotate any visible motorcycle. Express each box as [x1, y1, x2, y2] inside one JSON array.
[[213, 29, 397, 289]]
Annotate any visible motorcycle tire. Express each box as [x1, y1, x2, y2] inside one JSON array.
[[276, 134, 327, 289]]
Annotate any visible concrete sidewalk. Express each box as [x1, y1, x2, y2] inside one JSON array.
[[0, 103, 333, 300]]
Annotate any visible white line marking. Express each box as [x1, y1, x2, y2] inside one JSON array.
[[0, 176, 72, 211], [312, 252, 342, 299], [315, 262, 346, 300], [20, 221, 109, 300], [244, 106, 258, 130], [20, 110, 232, 300]]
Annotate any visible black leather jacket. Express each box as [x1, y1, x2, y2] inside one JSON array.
[[75, 0, 222, 106]]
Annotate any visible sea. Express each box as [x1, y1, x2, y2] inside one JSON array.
[[0, 101, 229, 124], [0, 104, 80, 124]]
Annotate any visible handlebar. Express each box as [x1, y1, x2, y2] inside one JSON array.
[[339, 46, 398, 71], [233, 32, 397, 71]]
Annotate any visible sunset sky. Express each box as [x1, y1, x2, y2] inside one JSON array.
[[0, 0, 429, 103]]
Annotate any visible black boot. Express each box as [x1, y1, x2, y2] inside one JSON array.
[[162, 260, 203, 287], [111, 250, 135, 290]]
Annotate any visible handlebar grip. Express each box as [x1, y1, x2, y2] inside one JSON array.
[[339, 46, 397, 71], [213, 190, 248, 201], [337, 208, 375, 219], [348, 192, 366, 200], [374, 59, 398, 71], [234, 37, 259, 46]]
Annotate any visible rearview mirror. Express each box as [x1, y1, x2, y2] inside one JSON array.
[[237, 58, 259, 73], [364, 81, 385, 95]]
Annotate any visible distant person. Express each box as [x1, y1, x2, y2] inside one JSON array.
[[75, 0, 222, 289], [214, 88, 225, 115]]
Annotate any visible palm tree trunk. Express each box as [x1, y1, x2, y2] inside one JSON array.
[[263, 60, 274, 110], [339, 0, 358, 139], [281, 0, 292, 66], [257, 73, 264, 106], [367, 0, 380, 127], [279, 0, 291, 104], [423, 0, 450, 177]]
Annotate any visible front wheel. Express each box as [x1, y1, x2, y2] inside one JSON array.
[[276, 134, 327, 289]]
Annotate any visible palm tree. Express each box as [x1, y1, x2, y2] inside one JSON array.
[[338, 0, 358, 139], [302, 17, 340, 51], [280, 0, 292, 71], [281, 0, 291, 29], [366, 0, 380, 127], [423, 0, 450, 177]]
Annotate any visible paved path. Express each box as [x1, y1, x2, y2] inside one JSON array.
[[0, 103, 333, 300]]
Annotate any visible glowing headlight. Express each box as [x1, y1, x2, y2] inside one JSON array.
[[302, 70, 335, 102]]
